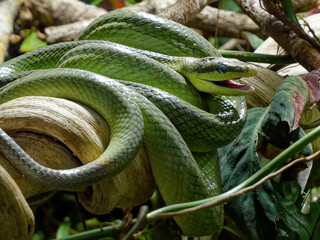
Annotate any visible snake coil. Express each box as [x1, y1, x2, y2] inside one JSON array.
[[0, 10, 255, 236]]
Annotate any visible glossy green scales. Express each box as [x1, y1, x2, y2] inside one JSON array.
[[0, 9, 257, 236]]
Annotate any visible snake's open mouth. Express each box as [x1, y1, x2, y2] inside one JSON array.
[[205, 78, 254, 92]]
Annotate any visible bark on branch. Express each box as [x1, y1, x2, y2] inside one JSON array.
[[158, 0, 217, 24], [25, 0, 106, 26], [0, 165, 35, 239], [235, 0, 320, 71], [26, 0, 264, 44], [0, 96, 155, 214], [187, 6, 264, 39]]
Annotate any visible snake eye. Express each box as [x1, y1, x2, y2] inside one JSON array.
[[217, 64, 228, 74]]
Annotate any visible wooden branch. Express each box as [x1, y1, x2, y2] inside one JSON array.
[[25, 0, 106, 26], [0, 0, 22, 63], [263, 0, 320, 51], [45, 19, 94, 44], [235, 0, 320, 71], [0, 96, 155, 214], [255, 13, 320, 75], [38, 0, 154, 43], [123, 0, 155, 12], [219, 39, 247, 50], [158, 0, 217, 24], [39, 0, 264, 43], [0, 165, 35, 240], [187, 6, 265, 39], [26, 0, 154, 26], [43, 0, 155, 44]]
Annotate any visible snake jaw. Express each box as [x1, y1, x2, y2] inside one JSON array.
[[211, 78, 254, 92], [200, 78, 254, 93]]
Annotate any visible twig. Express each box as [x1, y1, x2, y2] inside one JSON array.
[[122, 205, 149, 240], [57, 220, 123, 240], [301, 119, 320, 129], [148, 150, 320, 220], [300, 18, 320, 45], [74, 192, 87, 231]]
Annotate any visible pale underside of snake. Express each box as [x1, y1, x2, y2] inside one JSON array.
[[0, 10, 257, 236]]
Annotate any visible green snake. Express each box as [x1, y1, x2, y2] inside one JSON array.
[[0, 10, 257, 236]]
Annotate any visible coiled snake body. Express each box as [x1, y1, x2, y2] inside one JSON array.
[[0, 10, 257, 236]]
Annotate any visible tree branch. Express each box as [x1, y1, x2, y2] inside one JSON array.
[[35, 0, 154, 44], [158, 0, 217, 24], [262, 0, 320, 51], [25, 0, 106, 26], [0, 165, 35, 239], [234, 0, 320, 71], [187, 6, 265, 39]]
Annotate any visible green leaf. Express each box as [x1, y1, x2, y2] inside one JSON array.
[[218, 108, 280, 240], [275, 185, 320, 240], [219, 0, 241, 12], [135, 225, 152, 240], [217, 72, 320, 239], [282, 181, 301, 202], [32, 231, 45, 240], [79, 0, 103, 5], [242, 31, 263, 50], [56, 217, 74, 239], [76, 218, 100, 231], [19, 31, 47, 53]]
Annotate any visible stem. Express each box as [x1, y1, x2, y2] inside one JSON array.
[[147, 125, 320, 219], [122, 205, 149, 240], [301, 119, 320, 129], [281, 0, 301, 28], [219, 50, 295, 64], [56, 220, 122, 240]]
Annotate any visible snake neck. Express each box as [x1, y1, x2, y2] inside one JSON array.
[[160, 57, 194, 74], [134, 49, 191, 74]]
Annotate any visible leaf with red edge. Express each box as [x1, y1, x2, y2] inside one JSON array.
[[261, 71, 320, 148]]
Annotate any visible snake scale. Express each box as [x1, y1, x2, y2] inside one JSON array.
[[0, 10, 257, 236]]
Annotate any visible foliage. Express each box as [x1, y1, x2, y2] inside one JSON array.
[[218, 73, 320, 239], [219, 108, 280, 240], [19, 31, 47, 53]]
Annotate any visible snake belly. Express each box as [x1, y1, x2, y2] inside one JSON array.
[[0, 10, 248, 236]]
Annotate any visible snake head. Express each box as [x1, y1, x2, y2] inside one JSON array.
[[181, 57, 257, 96]]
